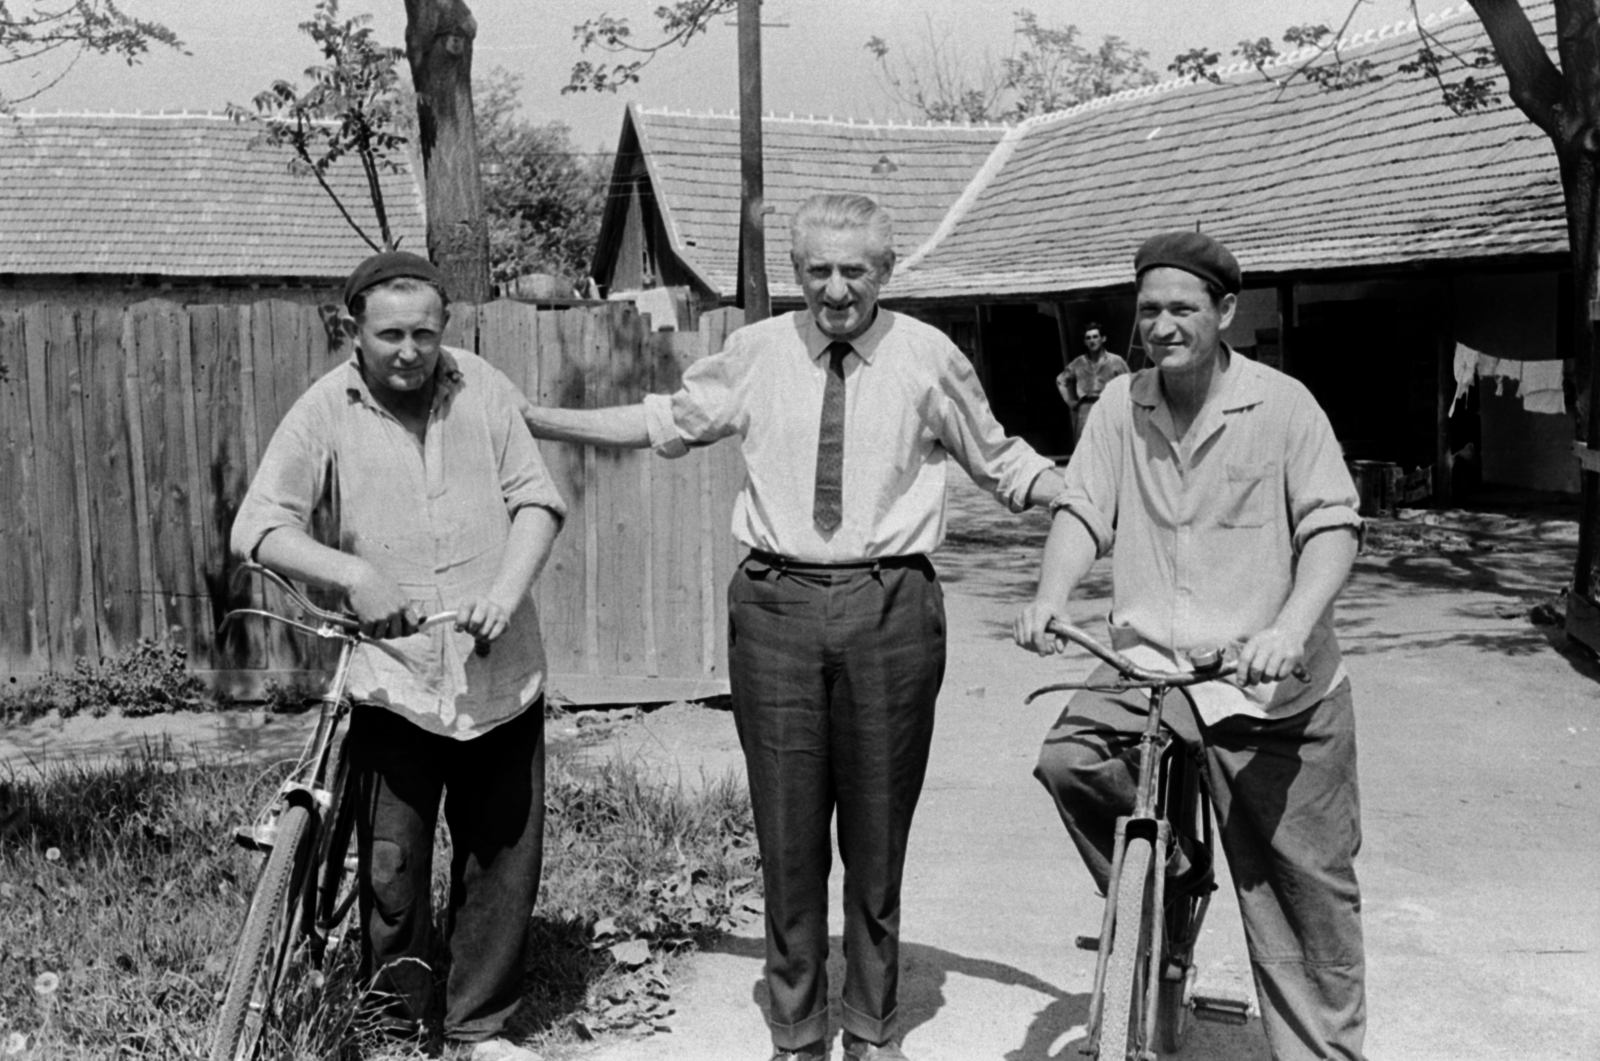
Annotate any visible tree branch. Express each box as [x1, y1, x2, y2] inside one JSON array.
[[1466, 0, 1566, 137]]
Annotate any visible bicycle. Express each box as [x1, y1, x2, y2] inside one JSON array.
[[209, 562, 462, 1061], [1027, 619, 1286, 1060]]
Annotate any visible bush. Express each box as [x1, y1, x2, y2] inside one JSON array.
[[0, 640, 214, 725]]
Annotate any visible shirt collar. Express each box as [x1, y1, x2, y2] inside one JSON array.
[[343, 345, 466, 410], [1129, 345, 1266, 414], [800, 306, 892, 365]]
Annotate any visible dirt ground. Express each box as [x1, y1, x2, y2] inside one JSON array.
[[4, 476, 1597, 1060]]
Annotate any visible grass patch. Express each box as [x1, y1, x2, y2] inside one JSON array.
[[0, 732, 759, 1059]]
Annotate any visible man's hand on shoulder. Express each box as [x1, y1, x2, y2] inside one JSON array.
[[346, 563, 421, 640], [1235, 625, 1307, 686], [1014, 600, 1068, 656]]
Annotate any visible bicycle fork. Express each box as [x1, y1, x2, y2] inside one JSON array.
[[1084, 685, 1172, 1061]]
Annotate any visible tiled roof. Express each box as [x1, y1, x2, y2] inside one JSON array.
[[627, 105, 1007, 299], [893, 1, 1566, 299], [0, 113, 427, 278]]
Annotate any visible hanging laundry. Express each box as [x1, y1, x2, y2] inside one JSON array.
[[1450, 343, 1567, 416]]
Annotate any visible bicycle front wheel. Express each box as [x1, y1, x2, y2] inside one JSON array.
[[211, 803, 314, 1061], [1097, 834, 1154, 1061]]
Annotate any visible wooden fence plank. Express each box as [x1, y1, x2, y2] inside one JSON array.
[[535, 307, 588, 680], [80, 307, 134, 657], [0, 311, 48, 675], [176, 313, 213, 668], [121, 310, 160, 640], [594, 304, 650, 678], [192, 305, 254, 670], [131, 302, 196, 645], [64, 310, 102, 664], [25, 305, 88, 665]]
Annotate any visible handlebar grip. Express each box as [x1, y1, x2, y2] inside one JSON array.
[[414, 611, 491, 657]]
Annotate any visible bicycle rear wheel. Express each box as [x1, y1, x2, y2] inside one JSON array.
[[1097, 834, 1154, 1061], [211, 803, 313, 1061]]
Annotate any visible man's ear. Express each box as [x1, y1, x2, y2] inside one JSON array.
[[339, 311, 360, 341], [877, 248, 896, 284], [1217, 292, 1238, 331]]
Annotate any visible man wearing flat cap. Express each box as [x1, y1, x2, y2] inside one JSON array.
[[1016, 232, 1369, 1060], [231, 250, 564, 1061]]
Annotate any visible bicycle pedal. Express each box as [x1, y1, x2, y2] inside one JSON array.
[[1074, 934, 1100, 952], [232, 824, 275, 853], [1191, 990, 1252, 1025]]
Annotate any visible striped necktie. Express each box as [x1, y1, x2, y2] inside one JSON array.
[[813, 341, 852, 532]]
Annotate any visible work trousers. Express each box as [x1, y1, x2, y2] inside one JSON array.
[[347, 700, 546, 1041], [728, 553, 946, 1050], [1035, 671, 1366, 1061]]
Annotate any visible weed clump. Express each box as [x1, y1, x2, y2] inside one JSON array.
[[0, 640, 214, 725]]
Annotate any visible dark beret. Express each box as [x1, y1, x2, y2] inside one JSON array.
[[1133, 231, 1241, 295], [343, 250, 447, 309]]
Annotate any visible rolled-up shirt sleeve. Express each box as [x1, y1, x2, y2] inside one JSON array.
[[1048, 379, 1123, 557], [933, 344, 1056, 512], [229, 398, 331, 561], [487, 372, 567, 524], [643, 338, 748, 459], [1285, 386, 1363, 553]]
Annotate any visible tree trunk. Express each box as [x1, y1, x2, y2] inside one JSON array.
[[1469, 0, 1600, 647], [403, 0, 491, 304], [737, 0, 770, 322]]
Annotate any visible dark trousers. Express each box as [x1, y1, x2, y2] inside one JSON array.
[[347, 701, 546, 1041], [729, 554, 946, 1049], [1035, 671, 1366, 1061]]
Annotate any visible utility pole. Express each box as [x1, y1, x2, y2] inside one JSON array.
[[737, 0, 769, 322]]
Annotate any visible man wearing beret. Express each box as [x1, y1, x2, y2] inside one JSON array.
[[1015, 232, 1368, 1060], [231, 251, 564, 1061]]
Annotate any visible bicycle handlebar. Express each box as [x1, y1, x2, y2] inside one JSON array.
[[221, 561, 482, 650]]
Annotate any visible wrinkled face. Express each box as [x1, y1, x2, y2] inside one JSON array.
[[792, 225, 894, 341], [1135, 268, 1235, 379], [1083, 328, 1106, 355], [352, 286, 447, 399]]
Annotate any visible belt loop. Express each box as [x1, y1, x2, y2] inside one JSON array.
[[870, 557, 884, 583]]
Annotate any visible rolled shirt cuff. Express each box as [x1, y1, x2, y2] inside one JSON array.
[[642, 393, 690, 459], [1049, 494, 1114, 557], [1292, 506, 1364, 555]]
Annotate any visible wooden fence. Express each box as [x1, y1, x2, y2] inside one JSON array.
[[0, 299, 746, 702]]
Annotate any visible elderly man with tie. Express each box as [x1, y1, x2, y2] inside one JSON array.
[[523, 193, 1061, 1061]]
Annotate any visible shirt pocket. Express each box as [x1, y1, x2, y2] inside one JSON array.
[[1220, 461, 1276, 528]]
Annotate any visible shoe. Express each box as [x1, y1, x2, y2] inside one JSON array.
[[770, 1042, 827, 1061], [454, 1038, 542, 1061], [842, 1031, 909, 1061]]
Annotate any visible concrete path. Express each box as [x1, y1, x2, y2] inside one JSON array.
[[579, 478, 1600, 1061]]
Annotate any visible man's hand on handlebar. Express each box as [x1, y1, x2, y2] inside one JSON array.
[[345, 563, 423, 640], [1234, 625, 1308, 686], [454, 596, 515, 644], [1014, 601, 1068, 656]]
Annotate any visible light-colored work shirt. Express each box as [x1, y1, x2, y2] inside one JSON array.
[[643, 309, 1056, 563], [1061, 352, 1131, 405], [231, 347, 567, 740], [1054, 351, 1361, 723]]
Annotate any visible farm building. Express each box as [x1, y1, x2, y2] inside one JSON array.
[[592, 1, 1577, 494], [0, 112, 425, 309]]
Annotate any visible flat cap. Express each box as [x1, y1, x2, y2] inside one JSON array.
[[1134, 231, 1241, 295], [343, 250, 446, 309]]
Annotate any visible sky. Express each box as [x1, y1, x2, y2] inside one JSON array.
[[11, 0, 1447, 152]]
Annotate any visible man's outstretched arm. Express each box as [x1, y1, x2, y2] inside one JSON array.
[[523, 404, 651, 448]]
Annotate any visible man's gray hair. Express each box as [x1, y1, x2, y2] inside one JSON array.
[[789, 193, 894, 265]]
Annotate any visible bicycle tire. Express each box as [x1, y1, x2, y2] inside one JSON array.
[[1097, 835, 1153, 1061], [211, 803, 313, 1061]]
